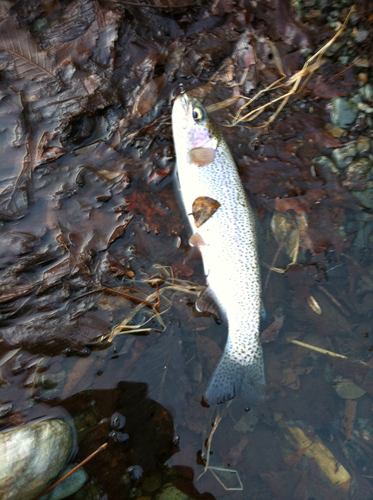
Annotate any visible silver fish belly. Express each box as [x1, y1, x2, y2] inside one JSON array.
[[172, 93, 265, 405]]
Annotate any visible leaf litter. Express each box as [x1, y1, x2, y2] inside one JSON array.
[[0, 0, 373, 498]]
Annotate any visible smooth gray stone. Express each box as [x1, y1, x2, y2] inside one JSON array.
[[0, 419, 73, 500], [331, 98, 358, 129], [41, 464, 88, 500]]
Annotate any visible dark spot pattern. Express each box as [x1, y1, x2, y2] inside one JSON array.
[[173, 95, 266, 405]]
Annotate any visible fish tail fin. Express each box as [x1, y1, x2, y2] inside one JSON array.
[[206, 342, 265, 405]]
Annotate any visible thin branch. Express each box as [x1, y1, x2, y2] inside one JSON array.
[[35, 443, 108, 500]]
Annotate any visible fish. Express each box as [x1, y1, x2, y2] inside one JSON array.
[[172, 92, 265, 405]]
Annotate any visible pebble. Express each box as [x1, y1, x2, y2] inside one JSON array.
[[360, 84, 373, 103], [331, 141, 357, 169], [155, 483, 192, 500], [142, 471, 163, 493], [356, 136, 372, 154], [40, 464, 88, 500], [346, 158, 373, 178], [324, 123, 347, 138], [331, 98, 358, 129], [313, 156, 340, 175], [352, 186, 373, 209], [358, 102, 373, 114], [358, 73, 368, 84], [355, 29, 369, 44], [334, 378, 366, 399]]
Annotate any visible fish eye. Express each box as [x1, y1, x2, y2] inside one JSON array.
[[192, 107, 206, 122]]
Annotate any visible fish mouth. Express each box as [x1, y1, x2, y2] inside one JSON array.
[[173, 94, 191, 128]]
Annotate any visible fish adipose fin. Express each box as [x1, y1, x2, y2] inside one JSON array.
[[206, 341, 265, 405]]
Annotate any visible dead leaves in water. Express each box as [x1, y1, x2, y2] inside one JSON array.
[[192, 196, 221, 228]]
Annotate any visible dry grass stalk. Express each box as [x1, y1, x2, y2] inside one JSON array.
[[214, 6, 355, 130]]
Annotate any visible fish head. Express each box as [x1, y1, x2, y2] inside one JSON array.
[[172, 93, 219, 163]]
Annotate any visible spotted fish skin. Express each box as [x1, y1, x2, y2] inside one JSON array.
[[172, 93, 265, 405]]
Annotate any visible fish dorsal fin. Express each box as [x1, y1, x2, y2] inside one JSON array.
[[196, 286, 221, 321]]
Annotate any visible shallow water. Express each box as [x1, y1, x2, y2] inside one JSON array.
[[1, 1, 373, 499]]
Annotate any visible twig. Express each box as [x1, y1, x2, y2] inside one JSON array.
[[35, 443, 108, 500], [101, 286, 156, 308], [118, 1, 198, 8], [288, 339, 368, 366], [225, 6, 355, 129]]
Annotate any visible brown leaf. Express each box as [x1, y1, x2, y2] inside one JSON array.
[[341, 399, 357, 441], [134, 74, 166, 117], [0, 14, 60, 84], [192, 196, 221, 228], [196, 334, 222, 373], [261, 315, 285, 343], [284, 445, 311, 468]]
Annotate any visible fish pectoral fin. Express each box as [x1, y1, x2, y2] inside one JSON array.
[[196, 286, 221, 321], [189, 147, 216, 167]]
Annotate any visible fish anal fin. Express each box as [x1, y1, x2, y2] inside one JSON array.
[[196, 286, 221, 320]]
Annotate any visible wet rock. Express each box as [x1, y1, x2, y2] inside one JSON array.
[[41, 464, 88, 500], [357, 102, 373, 114], [155, 483, 192, 500], [334, 378, 366, 399], [352, 186, 373, 209], [356, 136, 371, 154], [126, 465, 143, 482], [40, 372, 65, 390], [355, 29, 369, 44], [324, 123, 347, 138], [70, 481, 102, 500], [110, 412, 126, 430], [142, 471, 162, 493], [360, 84, 373, 103], [331, 141, 357, 169], [0, 419, 74, 500], [313, 156, 340, 175], [346, 158, 373, 178], [331, 98, 358, 129]]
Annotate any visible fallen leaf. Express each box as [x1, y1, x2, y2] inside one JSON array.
[[341, 399, 357, 441], [261, 315, 285, 343], [192, 196, 221, 228]]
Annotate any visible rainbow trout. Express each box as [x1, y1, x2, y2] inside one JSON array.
[[172, 92, 265, 405]]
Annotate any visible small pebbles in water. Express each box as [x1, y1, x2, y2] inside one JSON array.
[[110, 412, 126, 430], [109, 430, 129, 442], [334, 378, 366, 399], [331, 141, 357, 169], [126, 465, 143, 481], [331, 98, 358, 129]]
